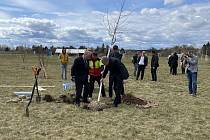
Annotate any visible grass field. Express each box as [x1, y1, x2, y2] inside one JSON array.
[[0, 54, 210, 140]]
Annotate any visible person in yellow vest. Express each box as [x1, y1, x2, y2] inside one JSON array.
[[88, 52, 106, 98], [59, 48, 69, 80]]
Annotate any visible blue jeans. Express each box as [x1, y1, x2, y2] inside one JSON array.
[[187, 70, 197, 95], [61, 64, 67, 80]]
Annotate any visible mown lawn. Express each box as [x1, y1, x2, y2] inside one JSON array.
[[0, 53, 210, 140]]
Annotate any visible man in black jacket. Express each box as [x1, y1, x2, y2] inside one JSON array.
[[151, 50, 159, 81], [108, 45, 123, 98], [136, 51, 148, 80], [71, 50, 92, 105], [132, 52, 138, 76], [171, 52, 179, 75], [101, 56, 129, 107], [109, 45, 123, 61]]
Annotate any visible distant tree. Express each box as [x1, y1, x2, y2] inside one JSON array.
[[159, 45, 200, 57], [95, 46, 100, 53], [101, 43, 105, 54], [5, 47, 10, 52], [69, 46, 76, 49], [79, 46, 87, 49], [103, 0, 130, 55], [16, 45, 27, 63]]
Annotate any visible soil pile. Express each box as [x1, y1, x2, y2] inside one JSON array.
[[82, 101, 112, 111], [122, 94, 158, 109]]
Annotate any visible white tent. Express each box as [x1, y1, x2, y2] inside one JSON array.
[[55, 49, 86, 54]]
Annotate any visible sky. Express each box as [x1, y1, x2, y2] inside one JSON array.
[[0, 0, 210, 49]]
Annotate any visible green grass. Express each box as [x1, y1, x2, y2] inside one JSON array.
[[0, 54, 210, 140]]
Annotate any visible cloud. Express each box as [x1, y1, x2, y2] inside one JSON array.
[[0, 6, 24, 12], [7, 0, 57, 12], [117, 2, 210, 49], [0, 16, 104, 47], [164, 0, 184, 5], [0, 11, 11, 19], [0, 17, 57, 44], [1, 2, 210, 49]]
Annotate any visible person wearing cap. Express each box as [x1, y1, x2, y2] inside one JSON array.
[[71, 50, 92, 106], [136, 51, 148, 80], [59, 48, 69, 80], [109, 45, 123, 61], [101, 56, 129, 107], [88, 52, 106, 98], [185, 51, 198, 96]]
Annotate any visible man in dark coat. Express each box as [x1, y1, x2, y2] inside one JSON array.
[[151, 50, 159, 81], [101, 56, 129, 107], [71, 50, 92, 106], [136, 51, 148, 80], [109, 45, 123, 61], [108, 45, 123, 98], [171, 52, 179, 75], [132, 52, 138, 76]]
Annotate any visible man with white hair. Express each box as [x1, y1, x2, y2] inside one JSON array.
[[101, 56, 129, 107], [71, 50, 92, 106], [136, 51, 148, 80]]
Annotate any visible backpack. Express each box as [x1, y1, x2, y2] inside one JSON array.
[[121, 63, 129, 80]]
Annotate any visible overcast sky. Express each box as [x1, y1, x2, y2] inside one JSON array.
[[0, 0, 210, 49]]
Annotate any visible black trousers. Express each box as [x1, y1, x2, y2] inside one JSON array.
[[181, 67, 185, 74], [172, 66, 177, 75], [109, 75, 114, 98], [151, 68, 157, 81], [136, 65, 146, 80], [113, 76, 123, 106], [109, 75, 124, 98], [169, 66, 172, 74], [89, 75, 106, 97], [75, 75, 89, 104]]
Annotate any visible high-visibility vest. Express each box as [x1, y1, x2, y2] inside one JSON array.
[[60, 53, 68, 64], [88, 59, 103, 76]]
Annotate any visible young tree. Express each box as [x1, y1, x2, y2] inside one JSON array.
[[103, 0, 130, 55], [98, 0, 131, 101]]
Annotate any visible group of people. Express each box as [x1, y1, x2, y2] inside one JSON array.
[[59, 47, 199, 108], [168, 52, 198, 96], [67, 45, 129, 107], [132, 50, 159, 81], [132, 50, 198, 97], [168, 52, 179, 75]]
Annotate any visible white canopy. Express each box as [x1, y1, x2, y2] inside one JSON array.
[[55, 49, 86, 54]]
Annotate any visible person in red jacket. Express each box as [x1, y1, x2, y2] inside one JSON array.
[[88, 52, 106, 98]]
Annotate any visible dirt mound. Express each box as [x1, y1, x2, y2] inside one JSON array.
[[42, 93, 76, 104], [82, 101, 112, 111], [42, 95, 55, 102], [7, 93, 158, 110], [122, 94, 158, 109]]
